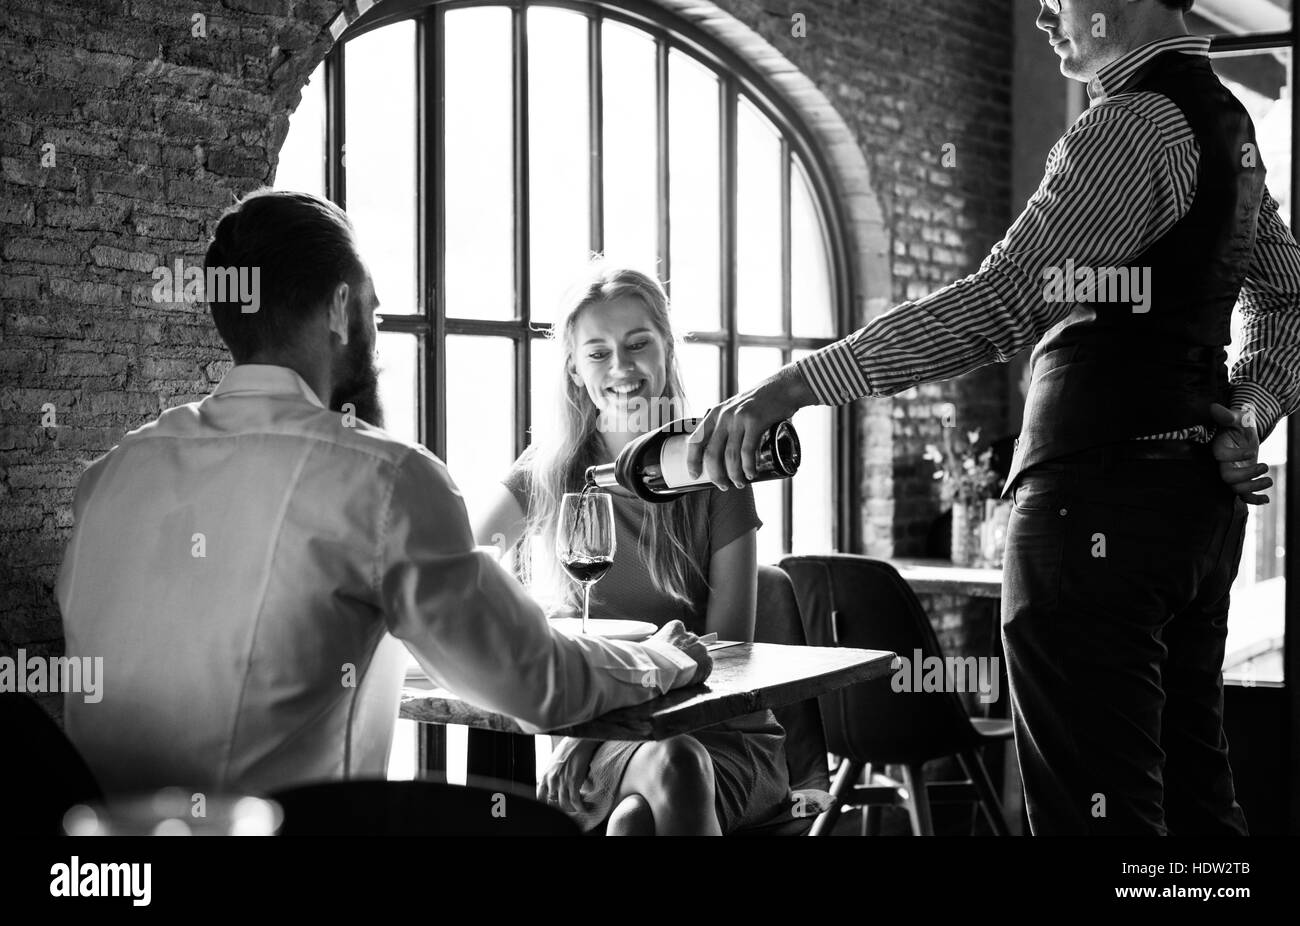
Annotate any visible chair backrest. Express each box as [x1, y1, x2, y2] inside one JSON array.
[[0, 693, 103, 835], [271, 778, 582, 836], [755, 565, 829, 795], [779, 554, 980, 765]]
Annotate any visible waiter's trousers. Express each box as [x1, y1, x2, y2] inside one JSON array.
[[1002, 449, 1250, 835]]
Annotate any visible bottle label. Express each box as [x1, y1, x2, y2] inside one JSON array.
[[659, 436, 710, 489]]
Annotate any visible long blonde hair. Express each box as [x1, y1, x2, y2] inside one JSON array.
[[520, 264, 708, 615]]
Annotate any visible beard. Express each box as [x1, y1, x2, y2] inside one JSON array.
[[328, 307, 384, 429]]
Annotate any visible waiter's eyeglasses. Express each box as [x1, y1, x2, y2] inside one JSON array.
[[1042, 0, 1062, 13]]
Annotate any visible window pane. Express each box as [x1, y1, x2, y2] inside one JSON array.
[[446, 336, 515, 524], [601, 21, 658, 275], [739, 347, 785, 563], [791, 157, 835, 338], [276, 61, 326, 198], [376, 331, 418, 445], [737, 345, 783, 392], [668, 50, 721, 332], [678, 341, 719, 415], [736, 97, 783, 336], [345, 22, 418, 314], [445, 8, 515, 319], [529, 7, 590, 324], [792, 349, 834, 553], [1216, 47, 1290, 685]]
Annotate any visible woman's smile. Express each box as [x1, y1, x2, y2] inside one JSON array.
[[607, 378, 648, 399]]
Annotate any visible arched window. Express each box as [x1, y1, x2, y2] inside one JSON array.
[[276, 0, 852, 562]]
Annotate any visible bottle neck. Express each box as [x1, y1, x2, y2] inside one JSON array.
[[585, 463, 619, 490]]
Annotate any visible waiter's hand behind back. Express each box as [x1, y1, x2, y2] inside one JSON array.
[[1209, 402, 1273, 505], [653, 620, 712, 686], [686, 366, 816, 489]]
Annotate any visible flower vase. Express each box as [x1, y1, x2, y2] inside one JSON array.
[[950, 500, 986, 567], [980, 498, 1013, 568]]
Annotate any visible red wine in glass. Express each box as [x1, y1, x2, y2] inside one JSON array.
[[561, 556, 614, 585], [557, 490, 616, 633]]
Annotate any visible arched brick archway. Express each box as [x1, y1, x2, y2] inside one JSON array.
[[647, 1, 891, 328], [279, 0, 895, 552]]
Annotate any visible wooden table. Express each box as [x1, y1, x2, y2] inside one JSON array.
[[402, 642, 896, 783]]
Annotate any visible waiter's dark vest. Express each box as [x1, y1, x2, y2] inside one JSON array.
[[1003, 50, 1266, 495]]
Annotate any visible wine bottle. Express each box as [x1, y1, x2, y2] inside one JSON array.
[[585, 416, 800, 503]]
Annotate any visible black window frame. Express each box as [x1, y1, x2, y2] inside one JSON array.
[[318, 0, 860, 555]]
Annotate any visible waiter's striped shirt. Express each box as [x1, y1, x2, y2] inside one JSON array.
[[794, 34, 1300, 443]]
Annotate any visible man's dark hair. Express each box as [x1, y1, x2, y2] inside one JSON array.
[[204, 189, 365, 362], [1156, 0, 1194, 11]]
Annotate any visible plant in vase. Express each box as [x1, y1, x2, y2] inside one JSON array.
[[923, 427, 1003, 567]]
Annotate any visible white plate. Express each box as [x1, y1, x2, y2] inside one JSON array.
[[548, 618, 658, 641]]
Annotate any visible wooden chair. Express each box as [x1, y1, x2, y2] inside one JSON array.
[[780, 554, 1014, 836]]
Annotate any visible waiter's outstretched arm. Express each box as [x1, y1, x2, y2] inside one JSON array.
[[686, 97, 1290, 495]]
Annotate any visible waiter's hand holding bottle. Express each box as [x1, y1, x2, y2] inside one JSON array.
[[686, 365, 817, 490]]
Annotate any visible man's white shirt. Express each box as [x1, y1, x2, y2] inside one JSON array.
[[57, 363, 696, 796]]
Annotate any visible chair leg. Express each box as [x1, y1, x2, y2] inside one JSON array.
[[958, 749, 1011, 836], [859, 764, 873, 836], [810, 758, 861, 837], [857, 763, 884, 836], [900, 764, 934, 836]]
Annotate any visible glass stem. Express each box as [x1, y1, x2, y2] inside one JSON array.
[[582, 583, 592, 635]]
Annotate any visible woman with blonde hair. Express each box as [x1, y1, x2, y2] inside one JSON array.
[[474, 263, 790, 835]]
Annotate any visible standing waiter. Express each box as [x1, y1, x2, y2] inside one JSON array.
[[686, 0, 1300, 835]]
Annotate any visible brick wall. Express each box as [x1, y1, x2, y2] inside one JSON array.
[[0, 0, 340, 719], [0, 0, 1014, 717]]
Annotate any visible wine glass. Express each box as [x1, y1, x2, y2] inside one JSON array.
[[556, 491, 616, 634]]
